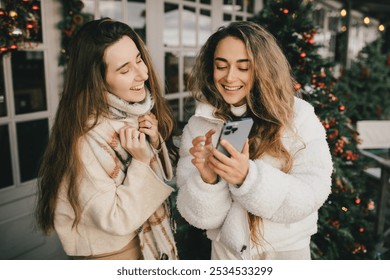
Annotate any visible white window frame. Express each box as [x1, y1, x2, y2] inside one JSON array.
[[0, 0, 61, 202]]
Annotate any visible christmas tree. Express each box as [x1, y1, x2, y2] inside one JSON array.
[[251, 0, 378, 259], [336, 39, 390, 122]]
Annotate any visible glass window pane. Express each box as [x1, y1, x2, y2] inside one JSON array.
[[100, 0, 122, 20], [0, 58, 6, 117], [200, 0, 211, 4], [199, 9, 212, 46], [184, 53, 196, 91], [236, 0, 244, 12], [165, 52, 179, 94], [128, 0, 146, 43], [223, 13, 232, 24], [12, 51, 47, 115], [0, 125, 13, 189], [168, 99, 179, 122], [183, 6, 196, 47], [83, 0, 96, 15], [16, 119, 49, 182], [164, 3, 179, 47], [223, 0, 236, 13], [246, 0, 254, 13], [183, 96, 196, 123]]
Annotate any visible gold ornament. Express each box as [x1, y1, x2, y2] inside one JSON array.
[[9, 10, 18, 18]]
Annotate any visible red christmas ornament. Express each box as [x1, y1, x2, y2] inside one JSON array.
[[300, 52, 306, 58], [359, 227, 365, 233], [331, 220, 340, 228], [294, 83, 302, 90], [355, 197, 361, 204], [328, 129, 339, 140], [283, 8, 289, 14], [339, 105, 345, 111]]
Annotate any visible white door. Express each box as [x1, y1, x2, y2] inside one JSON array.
[[0, 0, 67, 260]]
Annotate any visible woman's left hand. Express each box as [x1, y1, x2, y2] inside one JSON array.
[[138, 112, 160, 149], [208, 139, 250, 186]]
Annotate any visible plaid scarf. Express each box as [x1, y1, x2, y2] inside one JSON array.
[[85, 91, 178, 259]]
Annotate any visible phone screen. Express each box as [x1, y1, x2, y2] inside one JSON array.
[[216, 118, 253, 156]]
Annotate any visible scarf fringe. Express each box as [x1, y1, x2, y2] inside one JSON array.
[[85, 90, 178, 260]]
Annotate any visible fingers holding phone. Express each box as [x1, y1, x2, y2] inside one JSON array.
[[210, 139, 250, 186]]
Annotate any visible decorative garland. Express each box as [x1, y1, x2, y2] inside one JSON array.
[[0, 0, 41, 57], [58, 0, 93, 65]]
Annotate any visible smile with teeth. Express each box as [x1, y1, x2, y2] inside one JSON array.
[[130, 84, 144, 91], [223, 85, 243, 91]]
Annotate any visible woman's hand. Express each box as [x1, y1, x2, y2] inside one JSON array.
[[138, 112, 160, 149], [119, 126, 152, 164], [190, 129, 219, 184], [208, 139, 250, 186]]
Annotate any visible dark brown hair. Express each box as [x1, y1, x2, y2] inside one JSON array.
[[36, 18, 177, 234]]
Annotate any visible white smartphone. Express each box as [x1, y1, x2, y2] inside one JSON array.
[[216, 118, 254, 156]]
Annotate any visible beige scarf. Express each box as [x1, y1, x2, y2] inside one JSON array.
[[85, 91, 178, 259]]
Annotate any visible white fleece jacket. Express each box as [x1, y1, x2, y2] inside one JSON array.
[[176, 97, 333, 259]]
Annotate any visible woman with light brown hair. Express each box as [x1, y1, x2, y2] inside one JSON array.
[[36, 18, 178, 260], [176, 21, 333, 259]]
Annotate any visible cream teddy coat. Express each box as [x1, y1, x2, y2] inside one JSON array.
[[176, 97, 333, 259]]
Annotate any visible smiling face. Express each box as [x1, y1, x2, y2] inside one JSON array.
[[213, 36, 253, 107], [104, 36, 149, 103]]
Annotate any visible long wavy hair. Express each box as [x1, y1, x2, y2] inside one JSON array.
[[36, 18, 177, 235], [188, 21, 296, 244]]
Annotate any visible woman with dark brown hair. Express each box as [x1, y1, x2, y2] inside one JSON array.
[[36, 18, 178, 260]]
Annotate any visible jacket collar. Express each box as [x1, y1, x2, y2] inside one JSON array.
[[194, 102, 224, 124]]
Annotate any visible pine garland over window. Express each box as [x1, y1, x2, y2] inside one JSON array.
[[0, 0, 41, 57], [58, 0, 92, 65]]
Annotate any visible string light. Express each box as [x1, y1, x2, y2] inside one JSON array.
[[340, 9, 347, 17], [363, 16, 370, 25], [378, 24, 385, 32]]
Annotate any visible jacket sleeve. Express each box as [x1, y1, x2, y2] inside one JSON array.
[[229, 100, 333, 223], [76, 139, 174, 236], [176, 118, 232, 230]]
